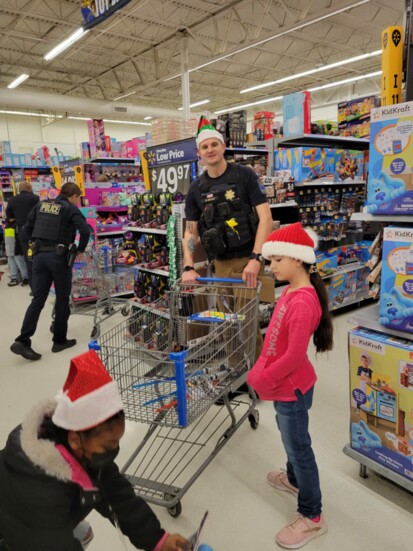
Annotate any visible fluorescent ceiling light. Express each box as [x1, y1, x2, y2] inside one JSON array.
[[178, 99, 210, 110], [0, 109, 63, 118], [67, 116, 90, 121], [308, 70, 382, 92], [144, 116, 153, 120], [215, 70, 382, 114], [240, 50, 382, 94], [215, 96, 283, 115], [103, 119, 151, 126], [113, 91, 136, 101], [44, 28, 88, 61], [7, 74, 29, 89]]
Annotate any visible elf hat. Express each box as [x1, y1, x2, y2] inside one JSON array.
[[196, 116, 225, 148], [262, 222, 318, 264], [52, 350, 124, 431]]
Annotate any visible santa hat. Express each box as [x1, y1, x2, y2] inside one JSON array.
[[196, 116, 225, 148], [52, 350, 124, 431], [262, 222, 318, 264]]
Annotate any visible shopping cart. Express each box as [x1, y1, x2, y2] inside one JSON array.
[[51, 250, 131, 339], [91, 277, 260, 517]]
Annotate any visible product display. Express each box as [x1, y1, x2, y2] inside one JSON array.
[[338, 95, 380, 139], [282, 91, 311, 137]]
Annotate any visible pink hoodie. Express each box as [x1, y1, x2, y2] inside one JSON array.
[[247, 286, 321, 401]]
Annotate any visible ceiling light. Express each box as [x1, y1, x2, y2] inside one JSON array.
[[103, 119, 151, 126], [0, 109, 63, 118], [67, 116, 90, 121], [308, 70, 382, 92], [240, 50, 382, 94], [113, 91, 136, 101], [44, 28, 88, 61], [178, 99, 210, 110], [214, 96, 283, 115], [7, 74, 29, 89], [144, 116, 153, 120]]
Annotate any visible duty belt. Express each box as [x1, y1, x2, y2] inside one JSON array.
[[37, 245, 59, 253]]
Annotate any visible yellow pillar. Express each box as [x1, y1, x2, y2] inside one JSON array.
[[381, 27, 403, 106]]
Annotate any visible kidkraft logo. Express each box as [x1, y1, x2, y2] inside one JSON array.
[[350, 335, 385, 355], [384, 227, 413, 242], [371, 102, 412, 122]]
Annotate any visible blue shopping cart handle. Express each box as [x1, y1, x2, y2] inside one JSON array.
[[196, 277, 244, 284]]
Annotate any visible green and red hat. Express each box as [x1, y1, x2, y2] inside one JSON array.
[[196, 116, 225, 147]]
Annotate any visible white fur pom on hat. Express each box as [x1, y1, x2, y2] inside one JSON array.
[[262, 222, 318, 264], [196, 116, 225, 148], [52, 350, 124, 431]]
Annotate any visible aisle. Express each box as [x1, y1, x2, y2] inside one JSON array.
[[0, 274, 412, 551]]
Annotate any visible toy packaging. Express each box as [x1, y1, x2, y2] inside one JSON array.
[[335, 149, 365, 182], [253, 111, 275, 141], [349, 327, 413, 482], [87, 119, 107, 158], [275, 147, 335, 182], [366, 101, 413, 214], [282, 91, 311, 137], [227, 111, 247, 148], [338, 95, 380, 139], [379, 226, 413, 335]]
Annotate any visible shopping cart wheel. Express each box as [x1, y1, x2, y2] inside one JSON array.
[[90, 326, 100, 339], [103, 306, 116, 315], [164, 494, 182, 518], [248, 410, 259, 430], [121, 305, 130, 316]]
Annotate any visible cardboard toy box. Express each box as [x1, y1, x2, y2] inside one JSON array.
[[228, 110, 247, 148], [366, 101, 413, 214], [335, 149, 365, 182], [349, 327, 413, 482], [379, 226, 413, 335], [282, 91, 311, 137], [275, 147, 335, 182], [253, 111, 274, 141]]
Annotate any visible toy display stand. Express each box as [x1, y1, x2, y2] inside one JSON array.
[[344, 212, 413, 492]]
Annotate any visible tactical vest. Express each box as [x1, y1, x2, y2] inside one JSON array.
[[197, 164, 259, 260], [32, 200, 73, 245]]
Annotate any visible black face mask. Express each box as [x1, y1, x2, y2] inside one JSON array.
[[84, 446, 120, 471]]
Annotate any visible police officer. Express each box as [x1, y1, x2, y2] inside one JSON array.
[[10, 182, 90, 361], [5, 181, 40, 289], [183, 117, 273, 360]]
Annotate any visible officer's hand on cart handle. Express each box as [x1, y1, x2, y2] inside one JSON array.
[[160, 533, 189, 550], [242, 259, 260, 288], [182, 268, 201, 284]]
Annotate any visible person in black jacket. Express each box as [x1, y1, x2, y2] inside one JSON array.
[[0, 349, 188, 551], [5, 181, 40, 289], [10, 182, 91, 361]]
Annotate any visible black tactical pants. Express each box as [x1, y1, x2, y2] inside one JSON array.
[[16, 252, 72, 346]]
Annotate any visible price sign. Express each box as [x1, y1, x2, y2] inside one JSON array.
[[147, 138, 198, 196], [150, 162, 195, 195]]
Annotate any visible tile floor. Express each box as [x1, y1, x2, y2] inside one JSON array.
[[0, 272, 412, 551]]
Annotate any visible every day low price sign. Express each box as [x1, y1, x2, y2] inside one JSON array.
[[146, 138, 198, 196]]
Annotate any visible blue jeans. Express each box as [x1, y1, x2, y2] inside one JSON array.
[[274, 387, 322, 518]]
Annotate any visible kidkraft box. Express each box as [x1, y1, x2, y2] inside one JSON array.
[[335, 149, 365, 182], [282, 91, 311, 137], [349, 327, 413, 482], [379, 226, 413, 335], [366, 101, 413, 214]]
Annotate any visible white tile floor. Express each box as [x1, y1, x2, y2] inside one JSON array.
[[1, 271, 412, 551]]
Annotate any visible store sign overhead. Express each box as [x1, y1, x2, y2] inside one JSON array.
[[81, 0, 133, 30]]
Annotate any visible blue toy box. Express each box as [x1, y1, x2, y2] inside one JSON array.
[[366, 101, 413, 214], [379, 226, 413, 335], [275, 147, 335, 182]]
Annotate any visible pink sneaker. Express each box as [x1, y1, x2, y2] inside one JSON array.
[[267, 470, 299, 496], [276, 514, 327, 549]]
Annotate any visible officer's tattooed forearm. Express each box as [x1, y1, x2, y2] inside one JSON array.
[[188, 238, 196, 254], [185, 222, 197, 255]]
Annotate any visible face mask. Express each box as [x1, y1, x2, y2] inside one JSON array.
[[84, 446, 120, 471]]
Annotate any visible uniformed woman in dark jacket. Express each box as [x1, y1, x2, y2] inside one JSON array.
[[0, 350, 188, 551]]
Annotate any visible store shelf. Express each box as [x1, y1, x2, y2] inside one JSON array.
[[225, 147, 268, 155], [269, 201, 297, 208], [97, 230, 125, 236], [111, 290, 134, 298], [95, 206, 129, 212], [294, 180, 366, 188], [89, 158, 136, 164], [123, 225, 167, 235], [274, 134, 370, 150], [130, 299, 170, 319], [322, 261, 366, 280], [0, 165, 50, 170], [330, 292, 371, 311], [343, 444, 413, 492], [347, 303, 413, 340], [351, 212, 413, 223], [1, 188, 14, 193], [134, 265, 169, 277]]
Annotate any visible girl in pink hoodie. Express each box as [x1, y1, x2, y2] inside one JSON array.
[[247, 222, 333, 550]]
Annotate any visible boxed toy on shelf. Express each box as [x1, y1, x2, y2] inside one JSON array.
[[253, 111, 275, 141], [282, 91, 311, 137], [379, 226, 413, 335], [262, 174, 294, 204], [348, 327, 413, 483], [366, 100, 413, 214], [87, 119, 107, 158], [338, 95, 380, 139], [276, 147, 335, 182], [335, 149, 365, 182], [227, 110, 247, 148]]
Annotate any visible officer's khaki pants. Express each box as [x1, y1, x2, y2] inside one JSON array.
[[214, 257, 264, 364]]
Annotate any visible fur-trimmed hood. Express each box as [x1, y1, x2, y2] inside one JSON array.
[[6, 399, 73, 483]]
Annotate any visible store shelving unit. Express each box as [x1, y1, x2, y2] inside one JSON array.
[[347, 303, 410, 340], [351, 212, 413, 223], [273, 134, 370, 150], [89, 158, 136, 164], [124, 226, 167, 235]]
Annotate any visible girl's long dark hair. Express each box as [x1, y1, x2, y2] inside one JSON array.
[[305, 264, 334, 353]]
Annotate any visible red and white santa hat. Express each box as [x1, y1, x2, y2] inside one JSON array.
[[262, 222, 318, 264], [196, 116, 225, 148], [52, 350, 124, 431]]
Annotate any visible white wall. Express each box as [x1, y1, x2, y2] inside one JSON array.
[[0, 115, 148, 157]]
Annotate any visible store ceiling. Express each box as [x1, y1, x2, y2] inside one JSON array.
[[0, 0, 405, 119]]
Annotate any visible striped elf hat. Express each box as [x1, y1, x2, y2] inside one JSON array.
[[196, 116, 224, 147]]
